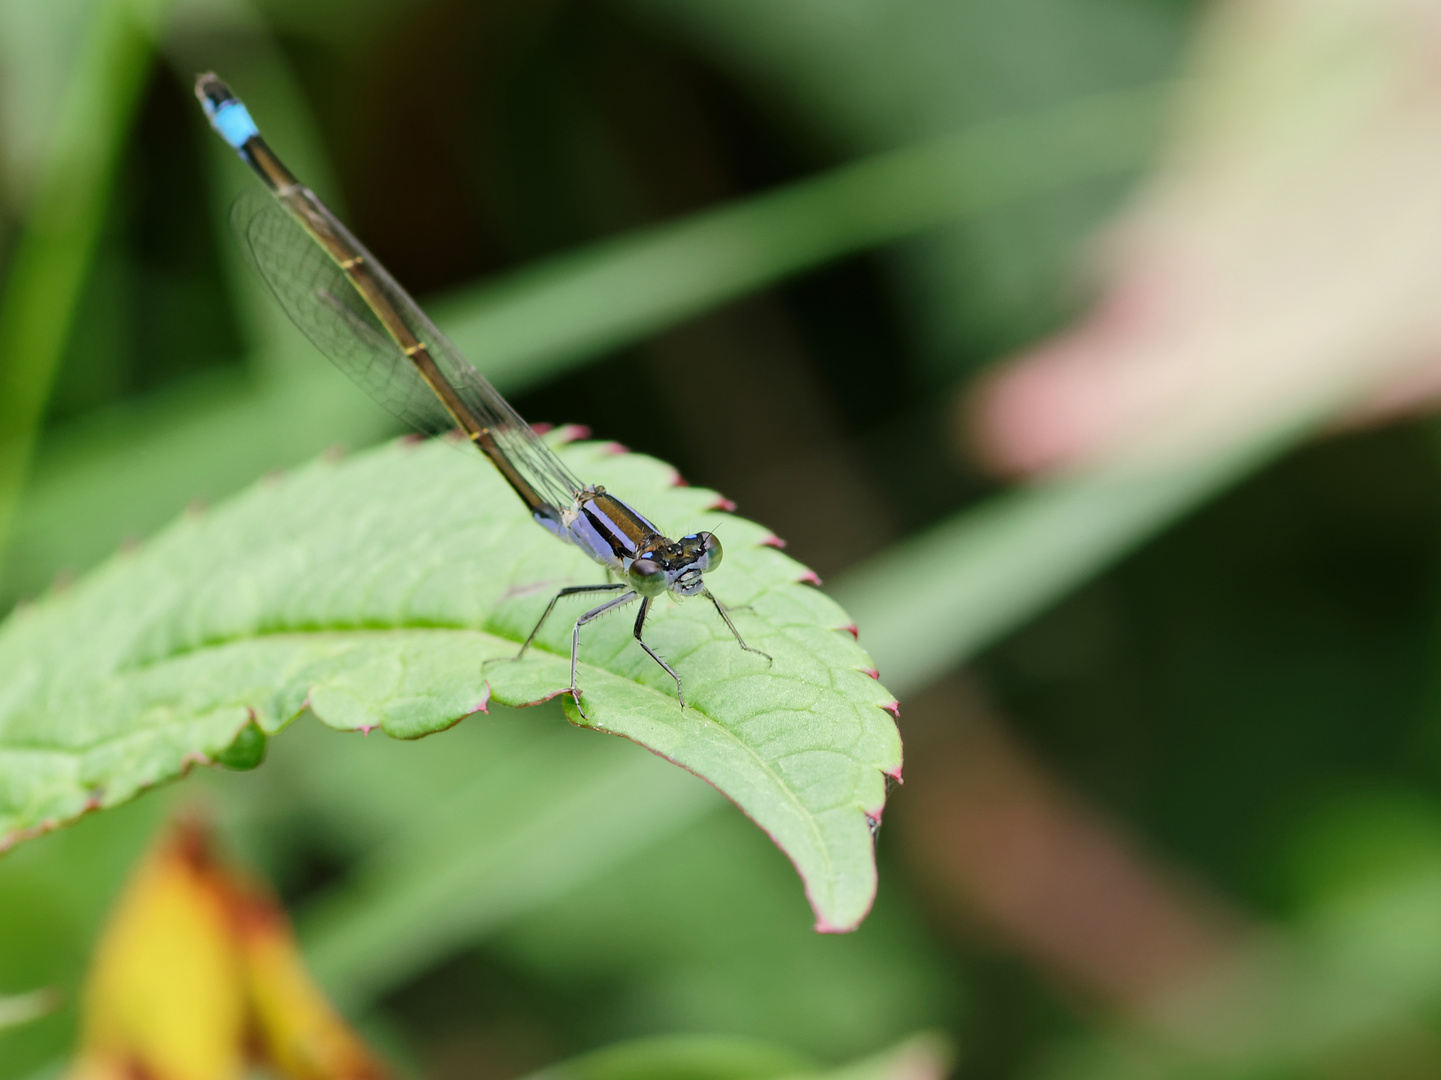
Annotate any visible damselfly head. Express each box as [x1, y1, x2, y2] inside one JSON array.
[[683, 532, 723, 573], [627, 532, 723, 599], [670, 532, 722, 598]]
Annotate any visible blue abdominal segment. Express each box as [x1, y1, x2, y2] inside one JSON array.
[[208, 100, 259, 149]]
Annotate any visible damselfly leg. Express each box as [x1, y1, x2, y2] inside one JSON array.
[[631, 597, 684, 707], [505, 583, 770, 717], [513, 583, 630, 660], [703, 590, 772, 664]]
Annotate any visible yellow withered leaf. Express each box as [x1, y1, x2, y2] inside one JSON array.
[[67, 818, 389, 1080], [68, 822, 246, 1080], [235, 883, 389, 1080]]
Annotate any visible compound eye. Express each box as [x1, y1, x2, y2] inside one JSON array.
[[697, 531, 722, 572], [628, 556, 667, 596]]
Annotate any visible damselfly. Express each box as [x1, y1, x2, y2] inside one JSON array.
[[195, 73, 769, 717]]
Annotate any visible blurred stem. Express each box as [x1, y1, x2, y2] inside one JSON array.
[[0, 0, 158, 588], [832, 429, 1307, 698]]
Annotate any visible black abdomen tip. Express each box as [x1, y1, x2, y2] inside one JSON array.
[[194, 72, 235, 107]]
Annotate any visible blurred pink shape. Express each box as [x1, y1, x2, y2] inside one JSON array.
[[971, 0, 1441, 475]]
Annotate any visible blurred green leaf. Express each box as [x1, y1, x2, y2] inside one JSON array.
[[240, 722, 950, 1047], [1, 12, 370, 604], [520, 1032, 815, 1080], [625, 0, 1179, 148], [0, 0, 162, 578], [1034, 861, 1441, 1079], [0, 792, 171, 1080], [0, 991, 59, 1035], [233, 703, 946, 1042], [521, 1031, 948, 1080], [0, 0, 107, 209], [1002, 798, 1441, 1078], [801, 1035, 951, 1080], [624, 0, 1187, 363], [497, 807, 955, 1059], [0, 436, 899, 931], [293, 708, 721, 1007]]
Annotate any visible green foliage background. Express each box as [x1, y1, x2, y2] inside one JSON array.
[[6, 0, 1441, 1078]]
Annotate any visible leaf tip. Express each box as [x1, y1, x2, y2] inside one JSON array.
[[709, 496, 739, 512], [759, 533, 786, 549], [555, 423, 591, 444], [860, 667, 880, 680], [880, 700, 900, 719], [398, 432, 428, 448], [797, 569, 823, 587], [838, 622, 859, 639], [812, 913, 860, 935]]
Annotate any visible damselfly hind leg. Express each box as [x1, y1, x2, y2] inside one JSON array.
[[490, 582, 634, 719], [486, 583, 627, 712], [513, 583, 627, 659]]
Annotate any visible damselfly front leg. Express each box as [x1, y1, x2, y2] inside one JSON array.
[[512, 582, 768, 717], [631, 597, 685, 706], [703, 589, 772, 663]]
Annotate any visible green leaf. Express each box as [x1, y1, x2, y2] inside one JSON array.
[[0, 434, 900, 932], [213, 718, 266, 770]]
